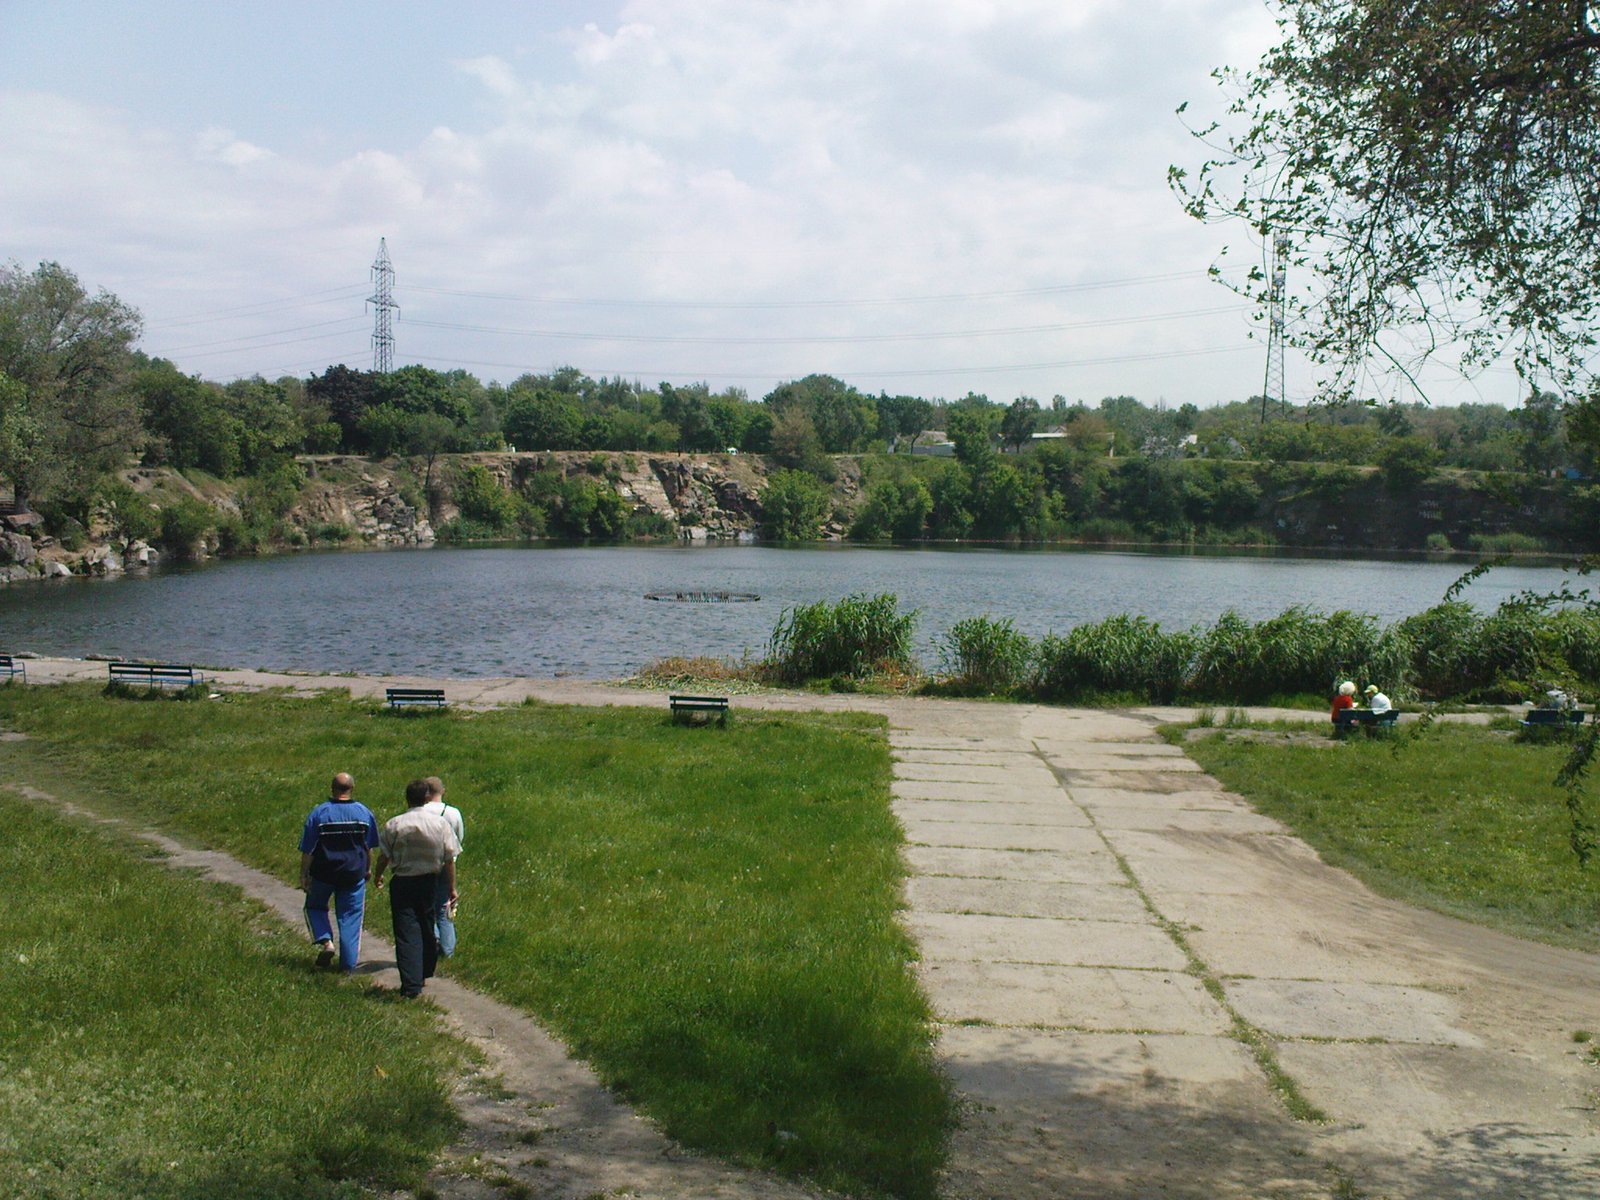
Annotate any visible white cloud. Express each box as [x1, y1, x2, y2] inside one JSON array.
[[0, 2, 1299, 400]]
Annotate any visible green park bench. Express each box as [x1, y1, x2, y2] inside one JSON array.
[[1520, 707, 1587, 730], [670, 694, 729, 725], [386, 686, 447, 710], [0, 654, 25, 682], [1334, 707, 1399, 736], [107, 661, 202, 689]]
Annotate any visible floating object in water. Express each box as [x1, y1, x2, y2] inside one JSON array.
[[644, 590, 760, 603]]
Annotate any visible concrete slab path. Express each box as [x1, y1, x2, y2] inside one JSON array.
[[889, 700, 1600, 1200], [10, 658, 1600, 1198]]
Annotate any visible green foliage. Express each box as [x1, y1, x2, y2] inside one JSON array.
[[1176, 2, 1600, 413], [938, 616, 1033, 695], [1378, 436, 1441, 491], [1396, 600, 1584, 702], [155, 495, 215, 559], [763, 374, 878, 453], [95, 480, 159, 545], [547, 475, 629, 539], [760, 468, 832, 540], [0, 260, 142, 508], [1032, 616, 1196, 704], [1189, 607, 1408, 703], [237, 459, 306, 528], [767, 593, 918, 684], [451, 463, 519, 532], [0, 791, 463, 1199], [851, 471, 933, 541]]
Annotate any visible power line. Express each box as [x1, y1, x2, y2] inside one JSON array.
[[400, 305, 1241, 347], [149, 285, 370, 330], [402, 341, 1253, 384], [162, 328, 375, 361], [159, 317, 369, 355], [403, 267, 1244, 311]]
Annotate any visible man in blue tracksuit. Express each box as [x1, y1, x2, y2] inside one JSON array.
[[298, 771, 380, 971]]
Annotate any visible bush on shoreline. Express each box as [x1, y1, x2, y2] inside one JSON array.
[[713, 591, 1600, 705]]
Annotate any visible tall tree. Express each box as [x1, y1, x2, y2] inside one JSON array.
[[1174, 2, 1600, 425], [0, 261, 142, 508]]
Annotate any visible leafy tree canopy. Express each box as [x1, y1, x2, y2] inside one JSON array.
[[0, 261, 142, 507], [1174, 1, 1600, 423]]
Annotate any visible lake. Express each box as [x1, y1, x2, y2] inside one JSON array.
[[0, 543, 1579, 680]]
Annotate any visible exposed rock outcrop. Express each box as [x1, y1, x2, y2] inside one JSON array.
[[0, 450, 817, 586]]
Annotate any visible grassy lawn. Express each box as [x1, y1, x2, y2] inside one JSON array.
[[1180, 722, 1600, 949], [0, 684, 949, 1200], [0, 788, 463, 1200]]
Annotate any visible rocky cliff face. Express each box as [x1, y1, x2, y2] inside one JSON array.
[[0, 451, 800, 584]]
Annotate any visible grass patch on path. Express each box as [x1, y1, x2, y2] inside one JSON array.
[[0, 789, 463, 1200], [1181, 723, 1600, 949], [0, 685, 949, 1200]]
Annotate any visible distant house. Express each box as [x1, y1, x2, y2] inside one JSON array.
[[908, 432, 953, 460]]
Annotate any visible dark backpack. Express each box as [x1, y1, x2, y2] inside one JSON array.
[[310, 819, 371, 886]]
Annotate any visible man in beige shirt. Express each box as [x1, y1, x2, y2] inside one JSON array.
[[372, 778, 460, 998]]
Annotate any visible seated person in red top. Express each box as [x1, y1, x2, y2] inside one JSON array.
[[1330, 680, 1357, 721]]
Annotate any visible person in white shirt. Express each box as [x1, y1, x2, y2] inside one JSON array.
[[423, 776, 465, 958], [372, 779, 460, 998], [1364, 684, 1392, 714]]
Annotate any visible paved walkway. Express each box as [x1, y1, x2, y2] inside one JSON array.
[[11, 659, 1600, 1197], [890, 701, 1600, 1199]]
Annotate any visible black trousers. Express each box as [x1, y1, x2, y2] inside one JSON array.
[[389, 873, 439, 996]]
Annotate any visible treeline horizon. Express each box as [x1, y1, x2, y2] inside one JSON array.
[[139, 356, 1592, 480]]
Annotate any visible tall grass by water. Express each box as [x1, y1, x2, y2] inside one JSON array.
[[932, 599, 1600, 705], [0, 685, 950, 1200], [766, 592, 918, 684], [0, 789, 464, 1200]]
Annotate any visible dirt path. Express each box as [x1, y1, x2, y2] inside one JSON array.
[[11, 658, 1600, 1198]]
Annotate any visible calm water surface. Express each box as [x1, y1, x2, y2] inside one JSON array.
[[0, 544, 1576, 679]]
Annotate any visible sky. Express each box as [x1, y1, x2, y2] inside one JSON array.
[[0, 0, 1527, 408]]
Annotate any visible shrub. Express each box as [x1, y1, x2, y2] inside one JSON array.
[[452, 464, 519, 532], [1398, 600, 1576, 701], [214, 513, 265, 556], [761, 469, 833, 540], [96, 481, 160, 545], [939, 616, 1032, 694], [1467, 531, 1548, 554], [548, 477, 629, 539], [156, 496, 215, 559], [1030, 616, 1195, 703], [767, 593, 918, 683], [434, 517, 504, 544], [851, 475, 933, 541], [1189, 606, 1407, 702]]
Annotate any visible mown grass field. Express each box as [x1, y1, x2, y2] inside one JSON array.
[[0, 684, 950, 1200], [1180, 722, 1600, 949], [0, 788, 464, 1200]]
